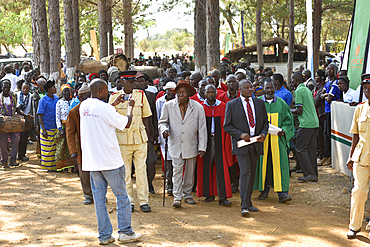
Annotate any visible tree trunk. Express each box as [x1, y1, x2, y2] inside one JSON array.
[[206, 0, 220, 72], [313, 0, 322, 71], [194, 0, 207, 75], [48, 0, 61, 94], [287, 0, 295, 85], [30, 0, 50, 74], [63, 0, 75, 80], [98, 0, 108, 59], [107, 0, 114, 55], [123, 0, 134, 61], [72, 0, 81, 69], [256, 0, 264, 68]]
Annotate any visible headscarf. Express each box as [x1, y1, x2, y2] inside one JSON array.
[[61, 83, 72, 98]]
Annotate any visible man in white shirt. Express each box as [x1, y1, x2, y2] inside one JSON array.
[[2, 65, 17, 91], [79, 79, 141, 245]]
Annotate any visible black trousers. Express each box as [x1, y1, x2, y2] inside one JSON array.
[[323, 113, 331, 158], [229, 163, 239, 189], [18, 130, 30, 159], [317, 117, 325, 159], [296, 128, 318, 177], [236, 148, 258, 209], [146, 140, 157, 185]]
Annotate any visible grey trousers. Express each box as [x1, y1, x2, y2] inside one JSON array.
[[172, 155, 197, 201], [295, 127, 318, 177], [236, 148, 259, 209]]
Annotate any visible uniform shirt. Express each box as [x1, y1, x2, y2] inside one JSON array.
[[295, 83, 319, 129], [324, 79, 341, 113], [80, 98, 128, 171], [350, 100, 370, 164], [37, 94, 59, 130], [108, 89, 152, 145], [275, 85, 293, 106], [240, 95, 256, 136]]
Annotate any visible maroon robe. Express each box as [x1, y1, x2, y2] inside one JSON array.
[[197, 101, 232, 199]]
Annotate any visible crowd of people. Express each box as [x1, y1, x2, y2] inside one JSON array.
[[1, 53, 370, 244]]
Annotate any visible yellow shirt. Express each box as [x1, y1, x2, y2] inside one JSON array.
[[350, 100, 370, 164], [108, 89, 152, 145]]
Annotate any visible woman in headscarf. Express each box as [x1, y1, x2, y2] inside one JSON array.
[[54, 84, 73, 171], [0, 79, 33, 167], [37, 80, 59, 171]]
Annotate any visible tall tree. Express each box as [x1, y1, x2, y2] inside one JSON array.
[[30, 0, 50, 74], [287, 0, 294, 85], [63, 0, 75, 79], [72, 0, 81, 69], [98, 0, 108, 59], [194, 0, 207, 75], [206, 0, 220, 71], [107, 0, 114, 55], [123, 0, 134, 60], [256, 0, 264, 68], [48, 0, 61, 91]]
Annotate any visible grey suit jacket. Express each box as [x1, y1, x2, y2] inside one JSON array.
[[158, 98, 207, 159], [223, 97, 269, 155]]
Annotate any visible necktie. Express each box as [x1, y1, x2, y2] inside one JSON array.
[[246, 99, 255, 128]]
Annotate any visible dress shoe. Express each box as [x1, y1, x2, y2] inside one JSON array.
[[231, 186, 238, 193], [2, 162, 9, 168], [18, 156, 29, 161], [131, 204, 135, 212], [173, 200, 181, 208], [296, 169, 303, 173], [258, 193, 268, 200], [248, 206, 259, 212], [84, 198, 93, 205], [279, 194, 292, 203], [140, 204, 151, 212], [219, 199, 232, 206], [185, 198, 196, 204], [9, 159, 20, 167], [167, 188, 173, 196], [205, 195, 215, 202], [241, 208, 249, 216], [149, 184, 155, 194], [298, 175, 318, 182], [347, 229, 360, 239], [318, 157, 328, 166], [161, 173, 165, 178]]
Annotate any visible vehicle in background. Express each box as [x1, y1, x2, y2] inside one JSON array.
[[0, 55, 9, 59], [0, 58, 34, 70], [24, 53, 34, 61]]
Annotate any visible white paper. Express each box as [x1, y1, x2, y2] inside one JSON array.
[[237, 136, 259, 148], [268, 123, 282, 136]]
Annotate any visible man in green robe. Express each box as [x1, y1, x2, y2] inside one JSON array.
[[254, 79, 294, 203]]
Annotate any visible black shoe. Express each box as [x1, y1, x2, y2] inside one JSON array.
[[298, 175, 318, 182], [84, 198, 93, 205], [140, 204, 151, 212], [219, 199, 232, 206], [149, 184, 155, 194], [248, 206, 259, 212], [258, 193, 268, 200], [161, 173, 165, 178], [131, 204, 135, 212], [167, 188, 173, 196], [279, 194, 292, 203], [205, 195, 215, 202], [347, 229, 360, 239], [241, 208, 249, 216], [296, 169, 303, 173], [9, 159, 20, 167], [231, 186, 238, 193]]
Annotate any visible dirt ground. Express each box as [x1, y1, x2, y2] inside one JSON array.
[[1, 144, 370, 247]]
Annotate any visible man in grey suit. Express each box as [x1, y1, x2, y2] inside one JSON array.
[[158, 80, 207, 208], [224, 79, 269, 216]]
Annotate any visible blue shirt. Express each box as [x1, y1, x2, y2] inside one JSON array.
[[275, 86, 292, 106], [324, 79, 341, 113], [69, 96, 81, 111], [37, 94, 59, 130]]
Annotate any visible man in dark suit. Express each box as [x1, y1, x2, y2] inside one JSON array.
[[224, 79, 269, 216]]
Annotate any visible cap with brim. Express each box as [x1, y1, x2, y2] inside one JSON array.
[[119, 71, 137, 80], [44, 80, 55, 92], [163, 81, 176, 90], [361, 73, 370, 84], [88, 73, 99, 81], [235, 68, 247, 76], [78, 82, 90, 95], [172, 80, 196, 96]]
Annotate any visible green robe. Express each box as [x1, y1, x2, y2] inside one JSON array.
[[253, 96, 295, 192]]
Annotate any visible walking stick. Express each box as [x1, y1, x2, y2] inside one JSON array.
[[163, 137, 168, 207]]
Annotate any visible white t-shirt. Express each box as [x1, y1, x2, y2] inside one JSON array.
[[3, 96, 11, 106], [3, 73, 17, 91], [80, 98, 128, 171], [16, 92, 32, 114], [343, 88, 356, 103]]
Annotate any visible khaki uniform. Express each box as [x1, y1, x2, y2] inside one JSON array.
[[349, 100, 370, 231], [109, 89, 152, 206]]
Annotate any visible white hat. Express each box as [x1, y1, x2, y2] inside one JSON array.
[[78, 82, 90, 95], [163, 81, 176, 90], [235, 68, 247, 76], [107, 66, 119, 76]]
